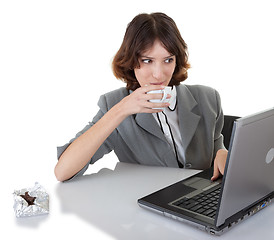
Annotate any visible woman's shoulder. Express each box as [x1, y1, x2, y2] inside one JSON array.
[[103, 87, 128, 99], [180, 84, 220, 100], [183, 84, 217, 95], [98, 87, 128, 111], [177, 84, 221, 108]]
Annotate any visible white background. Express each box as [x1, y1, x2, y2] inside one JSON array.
[[1, 0, 273, 239]]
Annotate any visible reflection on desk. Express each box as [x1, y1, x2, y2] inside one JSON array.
[[56, 162, 274, 240]]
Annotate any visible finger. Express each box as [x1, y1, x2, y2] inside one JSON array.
[[142, 84, 165, 93], [211, 162, 220, 181], [145, 101, 170, 109], [133, 85, 164, 98], [142, 108, 164, 113], [145, 93, 171, 101], [145, 93, 165, 101]]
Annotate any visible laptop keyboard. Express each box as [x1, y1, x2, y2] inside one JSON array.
[[173, 185, 221, 219]]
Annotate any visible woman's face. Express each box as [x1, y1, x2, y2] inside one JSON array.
[[134, 39, 176, 87]]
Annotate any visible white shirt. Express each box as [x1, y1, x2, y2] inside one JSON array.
[[152, 87, 185, 167]]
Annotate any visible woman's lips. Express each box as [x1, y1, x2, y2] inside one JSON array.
[[150, 82, 165, 85]]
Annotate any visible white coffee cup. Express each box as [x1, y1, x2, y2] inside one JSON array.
[[147, 86, 172, 109]]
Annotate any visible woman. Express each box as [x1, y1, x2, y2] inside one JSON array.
[[55, 12, 227, 182]]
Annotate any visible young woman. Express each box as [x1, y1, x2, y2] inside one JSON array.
[[55, 12, 227, 182]]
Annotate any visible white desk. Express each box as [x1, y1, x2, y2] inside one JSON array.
[[7, 162, 274, 239]]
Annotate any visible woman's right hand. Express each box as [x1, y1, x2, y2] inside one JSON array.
[[55, 85, 170, 181], [118, 85, 170, 116]]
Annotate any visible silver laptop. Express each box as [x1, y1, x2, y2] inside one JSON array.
[[138, 108, 274, 235]]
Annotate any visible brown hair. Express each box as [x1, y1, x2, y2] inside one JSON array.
[[112, 12, 191, 90]]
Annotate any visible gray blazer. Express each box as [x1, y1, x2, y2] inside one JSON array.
[[57, 84, 225, 179]]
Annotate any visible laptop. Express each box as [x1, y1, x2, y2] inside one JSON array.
[[138, 107, 274, 235]]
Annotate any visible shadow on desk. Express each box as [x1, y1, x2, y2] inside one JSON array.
[[55, 162, 202, 239], [55, 162, 274, 240]]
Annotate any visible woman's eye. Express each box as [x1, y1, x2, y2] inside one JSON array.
[[164, 58, 174, 63], [142, 59, 152, 64]]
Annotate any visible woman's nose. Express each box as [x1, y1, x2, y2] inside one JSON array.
[[152, 64, 163, 80]]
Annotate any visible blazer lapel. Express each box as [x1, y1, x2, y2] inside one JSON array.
[[176, 85, 201, 151], [135, 113, 167, 142]]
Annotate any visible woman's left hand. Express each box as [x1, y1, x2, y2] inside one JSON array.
[[211, 149, 228, 181]]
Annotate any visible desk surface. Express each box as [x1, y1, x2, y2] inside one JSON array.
[[6, 162, 274, 240]]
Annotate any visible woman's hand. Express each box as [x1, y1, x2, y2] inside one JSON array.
[[118, 85, 170, 116], [211, 149, 228, 181]]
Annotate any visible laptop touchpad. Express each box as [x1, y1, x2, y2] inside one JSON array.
[[183, 177, 213, 190]]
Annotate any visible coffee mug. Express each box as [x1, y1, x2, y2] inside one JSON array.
[[147, 86, 172, 109]]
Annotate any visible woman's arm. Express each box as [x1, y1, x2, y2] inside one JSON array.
[[211, 89, 227, 181], [54, 85, 170, 181]]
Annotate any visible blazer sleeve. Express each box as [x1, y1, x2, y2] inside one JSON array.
[[213, 89, 226, 156], [56, 94, 117, 180]]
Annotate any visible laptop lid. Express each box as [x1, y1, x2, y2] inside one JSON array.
[[216, 107, 274, 226]]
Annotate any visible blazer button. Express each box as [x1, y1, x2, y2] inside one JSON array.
[[185, 163, 192, 168]]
